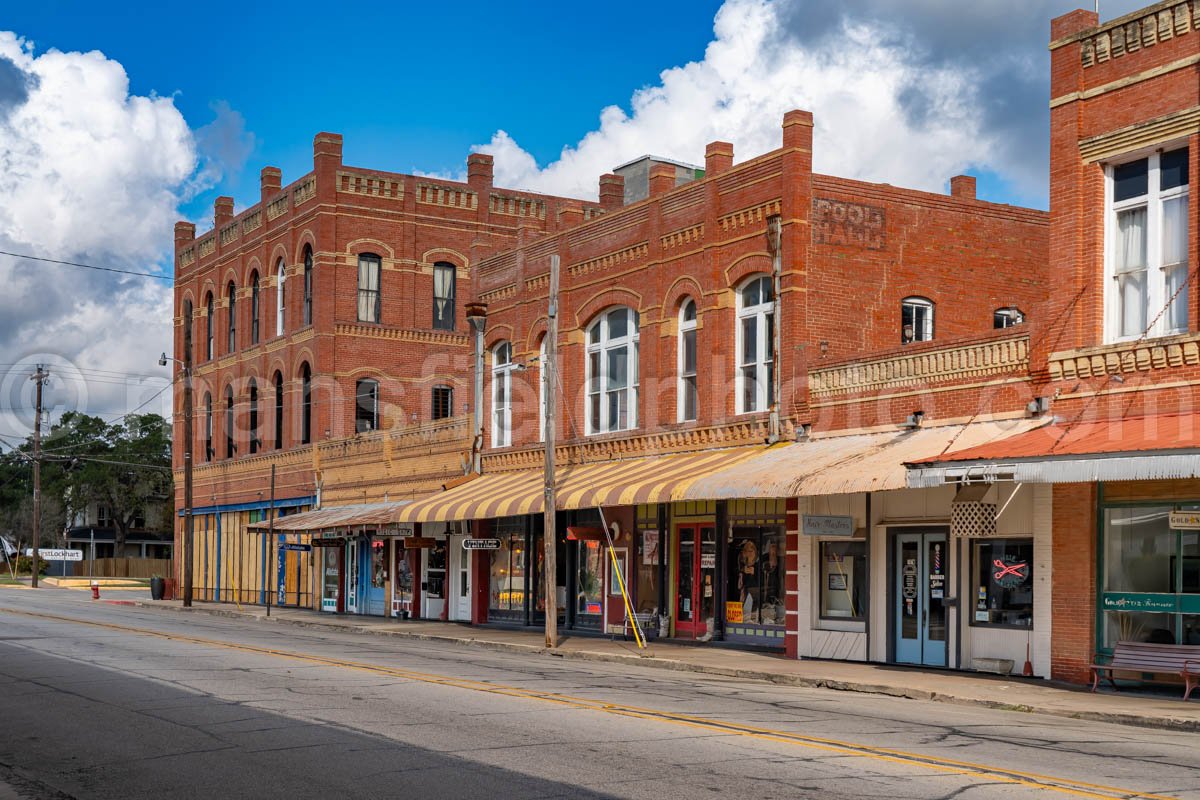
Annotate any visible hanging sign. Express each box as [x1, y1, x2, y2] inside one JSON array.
[[280, 543, 312, 552], [25, 549, 82, 561], [463, 538, 500, 550], [803, 515, 855, 537], [311, 539, 344, 548], [1169, 511, 1200, 530]]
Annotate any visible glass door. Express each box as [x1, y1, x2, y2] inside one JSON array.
[[894, 531, 948, 666], [423, 539, 447, 619], [346, 539, 359, 614], [452, 537, 472, 621], [366, 538, 386, 616], [675, 525, 716, 639]]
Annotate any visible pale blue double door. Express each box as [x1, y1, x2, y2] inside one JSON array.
[[894, 531, 949, 667]]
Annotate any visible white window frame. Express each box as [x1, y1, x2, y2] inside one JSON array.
[[275, 259, 286, 337], [357, 254, 381, 324], [901, 296, 934, 344], [736, 277, 774, 415], [1104, 147, 1190, 343], [491, 342, 512, 448], [585, 307, 639, 435], [678, 299, 698, 422]]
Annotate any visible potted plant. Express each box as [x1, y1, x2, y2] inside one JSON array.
[[150, 574, 165, 600]]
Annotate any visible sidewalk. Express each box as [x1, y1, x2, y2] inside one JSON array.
[[132, 599, 1200, 732]]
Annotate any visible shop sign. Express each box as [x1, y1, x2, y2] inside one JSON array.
[[1101, 592, 1179, 613], [1169, 511, 1200, 530], [279, 543, 312, 552], [725, 601, 744, 623], [401, 537, 438, 549], [700, 553, 716, 569], [321, 598, 337, 611], [992, 557, 1028, 588], [803, 515, 855, 537], [378, 523, 415, 537], [463, 538, 500, 550], [311, 538, 344, 547]]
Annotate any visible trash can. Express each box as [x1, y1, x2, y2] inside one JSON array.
[[150, 576, 165, 600], [163, 578, 176, 601]]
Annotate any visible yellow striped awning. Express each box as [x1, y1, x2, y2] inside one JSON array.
[[395, 446, 768, 523]]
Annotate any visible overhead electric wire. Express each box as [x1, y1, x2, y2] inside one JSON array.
[[0, 249, 171, 281]]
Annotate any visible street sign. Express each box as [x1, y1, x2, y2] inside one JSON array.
[[25, 548, 83, 561], [279, 543, 312, 552], [462, 538, 500, 550]]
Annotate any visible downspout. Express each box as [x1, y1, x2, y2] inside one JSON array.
[[467, 303, 488, 474], [767, 215, 783, 443]]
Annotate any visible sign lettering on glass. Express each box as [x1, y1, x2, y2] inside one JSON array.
[[1169, 511, 1200, 530], [1101, 593, 1179, 613], [725, 601, 744, 623], [803, 515, 855, 537]]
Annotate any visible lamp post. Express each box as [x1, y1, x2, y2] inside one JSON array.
[[160, 351, 193, 607]]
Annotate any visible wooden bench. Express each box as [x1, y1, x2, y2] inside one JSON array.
[[1090, 641, 1200, 700]]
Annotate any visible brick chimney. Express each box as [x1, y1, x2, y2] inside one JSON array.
[[214, 196, 234, 227], [950, 175, 977, 200], [782, 109, 814, 151], [599, 173, 625, 210], [705, 141, 733, 175], [467, 153, 494, 189], [260, 166, 282, 201], [648, 163, 676, 198]]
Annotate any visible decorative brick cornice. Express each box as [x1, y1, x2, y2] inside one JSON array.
[[810, 335, 1029, 399], [480, 284, 518, 303], [661, 224, 704, 251], [241, 210, 262, 236], [333, 322, 469, 347], [718, 199, 782, 234], [1077, 1, 1197, 66], [416, 182, 477, 211], [490, 193, 545, 219], [219, 221, 239, 247], [337, 170, 403, 199], [567, 242, 649, 277], [293, 177, 317, 207], [266, 193, 290, 221], [178, 247, 196, 269], [1048, 333, 1200, 381], [198, 237, 216, 259]]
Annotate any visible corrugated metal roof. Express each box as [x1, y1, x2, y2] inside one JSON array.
[[248, 501, 411, 532]]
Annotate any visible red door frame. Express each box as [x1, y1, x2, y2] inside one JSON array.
[[674, 523, 703, 639]]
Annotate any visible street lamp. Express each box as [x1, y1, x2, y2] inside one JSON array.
[[160, 351, 194, 607]]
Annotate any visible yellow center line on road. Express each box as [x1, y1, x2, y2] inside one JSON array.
[[0, 607, 1178, 800]]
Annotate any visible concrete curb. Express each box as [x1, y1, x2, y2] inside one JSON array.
[[130, 601, 1200, 733]]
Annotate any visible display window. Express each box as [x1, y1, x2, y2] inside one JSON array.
[[727, 526, 785, 626], [394, 545, 413, 606], [1101, 505, 1200, 647], [820, 540, 866, 621], [635, 529, 660, 615], [490, 527, 526, 619], [321, 546, 340, 612], [969, 538, 1033, 628], [577, 540, 604, 618]]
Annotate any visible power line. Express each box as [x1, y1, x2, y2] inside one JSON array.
[[0, 249, 171, 281]]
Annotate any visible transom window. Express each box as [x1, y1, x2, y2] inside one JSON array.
[[355, 379, 379, 433], [358, 254, 381, 323], [1107, 147, 1190, 340], [433, 262, 456, 330], [492, 342, 512, 447], [586, 307, 639, 434], [901, 296, 934, 344], [275, 259, 286, 337], [678, 299, 698, 422], [737, 277, 774, 414], [993, 307, 1024, 329]]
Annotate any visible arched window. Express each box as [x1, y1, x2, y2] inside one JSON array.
[[433, 262, 456, 330], [250, 271, 260, 345], [432, 385, 453, 421], [358, 253, 381, 323], [538, 337, 547, 442], [182, 299, 194, 365], [273, 371, 284, 450], [901, 296, 934, 343], [678, 298, 698, 422], [204, 293, 214, 361], [736, 277, 773, 414], [355, 379, 379, 433], [276, 259, 286, 337], [203, 392, 213, 462], [303, 246, 313, 327], [226, 281, 237, 353], [300, 363, 312, 445], [248, 379, 259, 454], [224, 386, 235, 459], [491, 342, 512, 447], [993, 307, 1025, 329], [586, 307, 639, 434]]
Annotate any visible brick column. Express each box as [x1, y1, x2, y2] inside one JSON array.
[[1051, 482, 1097, 682]]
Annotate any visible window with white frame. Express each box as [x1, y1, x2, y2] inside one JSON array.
[[678, 298, 698, 422], [275, 259, 286, 336], [901, 296, 934, 344], [737, 277, 774, 414], [538, 337, 547, 441], [586, 307, 639, 434], [358, 254, 381, 323], [491, 342, 512, 447], [1108, 147, 1190, 340], [993, 307, 1024, 329]]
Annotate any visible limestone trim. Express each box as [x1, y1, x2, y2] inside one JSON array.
[[219, 221, 239, 246], [198, 236, 216, 259], [333, 322, 470, 348], [293, 177, 317, 207], [178, 247, 196, 269], [1079, 105, 1200, 162], [266, 193, 290, 221], [241, 210, 262, 236], [416, 182, 477, 211], [718, 199, 782, 234], [810, 335, 1029, 400], [1072, 2, 1198, 66], [661, 223, 704, 251], [337, 170, 403, 199], [1048, 332, 1200, 380]]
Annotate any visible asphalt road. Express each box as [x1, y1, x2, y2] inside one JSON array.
[[0, 589, 1197, 800]]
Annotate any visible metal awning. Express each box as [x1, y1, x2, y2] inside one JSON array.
[[905, 413, 1200, 486], [247, 501, 410, 532]]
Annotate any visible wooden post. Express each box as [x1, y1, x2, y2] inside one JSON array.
[[266, 463, 276, 616], [182, 322, 195, 607], [30, 365, 46, 588], [543, 255, 560, 648]]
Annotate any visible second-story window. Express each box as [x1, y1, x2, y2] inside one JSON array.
[[203, 392, 213, 462], [250, 272, 260, 345], [226, 281, 237, 353], [433, 262, 456, 330], [273, 371, 284, 450], [300, 363, 312, 445], [355, 379, 379, 433], [275, 259, 286, 337], [432, 385, 453, 421], [492, 342, 512, 447], [1108, 147, 1190, 340], [538, 338, 547, 442], [678, 299, 698, 422], [737, 277, 774, 414], [248, 378, 259, 454], [224, 386, 235, 459], [303, 245, 313, 327], [205, 293, 214, 361], [182, 299, 194, 365], [994, 307, 1025, 329], [586, 307, 639, 434], [901, 296, 934, 344], [358, 254, 381, 323]]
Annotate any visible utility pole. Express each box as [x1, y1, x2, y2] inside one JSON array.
[[182, 332, 195, 607], [543, 255, 559, 648], [266, 463, 275, 617], [30, 365, 47, 588]]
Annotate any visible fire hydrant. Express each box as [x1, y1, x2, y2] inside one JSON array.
[[90, 581, 100, 600]]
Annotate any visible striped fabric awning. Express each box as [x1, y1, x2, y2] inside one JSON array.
[[394, 446, 767, 523]]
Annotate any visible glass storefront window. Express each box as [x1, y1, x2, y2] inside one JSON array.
[[820, 540, 865, 620], [394, 547, 413, 606], [728, 526, 785, 626], [635, 529, 660, 615], [426, 539, 446, 599], [1104, 507, 1172, 593], [490, 529, 526, 615], [371, 540, 386, 589], [322, 547, 339, 607], [577, 540, 604, 617], [970, 538, 1033, 627]]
